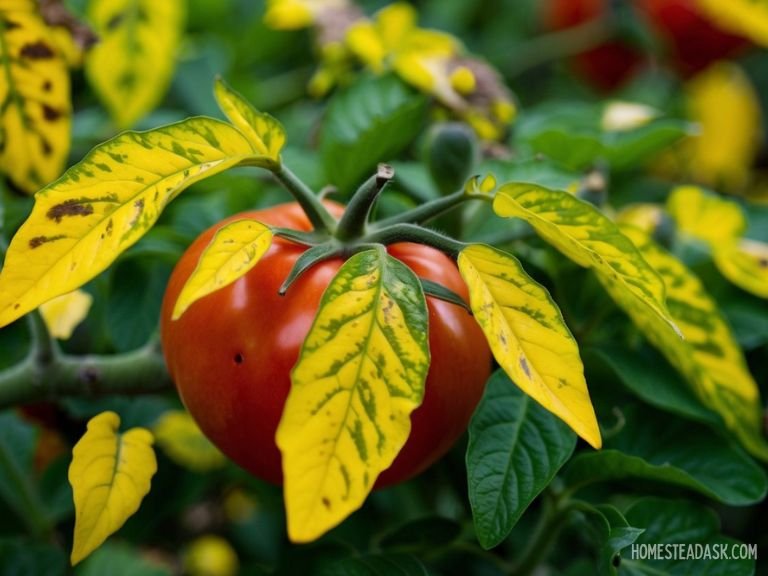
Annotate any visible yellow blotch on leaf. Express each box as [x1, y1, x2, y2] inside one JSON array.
[[153, 410, 226, 471], [666, 185, 746, 246], [38, 289, 93, 339], [69, 411, 157, 565], [713, 238, 768, 299]]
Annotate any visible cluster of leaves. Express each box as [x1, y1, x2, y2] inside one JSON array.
[[0, 0, 767, 575]]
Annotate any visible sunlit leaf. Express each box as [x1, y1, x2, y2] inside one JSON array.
[[0, 117, 260, 329], [666, 185, 746, 245], [69, 411, 157, 565], [713, 238, 768, 299], [38, 289, 93, 339], [0, 0, 71, 193], [697, 0, 768, 46], [610, 227, 768, 460], [214, 77, 285, 165], [457, 244, 600, 448], [172, 219, 273, 320], [153, 410, 226, 472], [493, 183, 681, 338], [85, 0, 185, 128], [277, 248, 430, 542]]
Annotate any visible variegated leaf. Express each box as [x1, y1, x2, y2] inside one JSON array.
[[713, 238, 768, 299], [85, 0, 185, 128], [458, 244, 600, 449], [0, 117, 260, 328], [277, 248, 430, 542], [493, 183, 681, 337], [0, 0, 71, 192], [666, 185, 746, 246]]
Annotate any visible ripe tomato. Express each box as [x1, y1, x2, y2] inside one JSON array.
[[160, 202, 491, 487]]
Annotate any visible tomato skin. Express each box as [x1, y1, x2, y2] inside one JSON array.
[[160, 203, 491, 488]]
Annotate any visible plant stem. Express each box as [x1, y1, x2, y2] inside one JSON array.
[[0, 338, 172, 408], [512, 495, 573, 576], [375, 189, 472, 228], [363, 223, 466, 258], [335, 164, 394, 241], [272, 164, 337, 233]]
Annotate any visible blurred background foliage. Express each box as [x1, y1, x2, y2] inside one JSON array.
[[1, 0, 768, 574]]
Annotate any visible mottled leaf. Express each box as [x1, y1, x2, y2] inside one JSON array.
[[38, 289, 93, 339], [277, 248, 430, 542], [466, 370, 577, 549], [153, 410, 226, 472], [493, 183, 681, 338], [85, 0, 185, 128], [69, 411, 157, 565], [172, 219, 273, 320], [666, 185, 746, 246], [0, 0, 71, 192], [214, 77, 285, 165], [0, 117, 259, 328], [458, 244, 600, 448], [612, 226, 768, 460], [713, 238, 768, 299]]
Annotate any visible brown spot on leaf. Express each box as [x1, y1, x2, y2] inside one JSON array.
[[29, 234, 65, 248], [3, 19, 20, 30], [47, 200, 94, 223], [40, 137, 53, 157], [520, 356, 531, 378], [321, 497, 331, 510], [42, 80, 52, 92], [759, 257, 768, 269], [20, 41, 55, 59], [106, 12, 125, 31], [42, 104, 61, 122]]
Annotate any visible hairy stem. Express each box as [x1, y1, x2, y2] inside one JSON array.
[[363, 223, 466, 258]]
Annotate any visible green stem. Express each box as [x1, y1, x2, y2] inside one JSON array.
[[362, 223, 466, 258], [272, 164, 337, 233], [513, 495, 574, 576], [375, 189, 470, 228], [0, 339, 172, 408], [0, 438, 52, 540], [335, 164, 394, 241]]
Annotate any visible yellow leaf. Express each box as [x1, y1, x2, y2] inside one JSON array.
[[685, 62, 762, 190], [184, 535, 239, 576], [263, 0, 349, 30], [615, 203, 667, 236], [713, 238, 768, 299], [613, 227, 768, 460], [667, 185, 746, 246], [153, 410, 226, 471], [696, 0, 768, 46], [0, 117, 259, 329], [457, 244, 600, 448], [69, 411, 157, 565], [85, 0, 185, 128], [277, 248, 430, 542], [172, 219, 273, 320], [213, 78, 286, 164], [493, 183, 681, 337], [38, 289, 93, 339], [0, 0, 71, 193]]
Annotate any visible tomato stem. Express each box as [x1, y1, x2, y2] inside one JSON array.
[[363, 223, 466, 258], [375, 189, 476, 228], [273, 165, 338, 233], [335, 164, 395, 241], [278, 242, 342, 295]]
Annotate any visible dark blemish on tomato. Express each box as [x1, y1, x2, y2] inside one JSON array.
[[234, 353, 244, 365], [21, 41, 54, 59], [48, 200, 94, 223]]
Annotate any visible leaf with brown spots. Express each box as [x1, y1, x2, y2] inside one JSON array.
[[85, 0, 185, 128], [0, 0, 71, 193], [0, 116, 265, 328], [458, 244, 601, 449]]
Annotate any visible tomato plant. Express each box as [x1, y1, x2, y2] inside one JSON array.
[[160, 201, 491, 487]]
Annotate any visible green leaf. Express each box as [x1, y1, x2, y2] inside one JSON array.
[[564, 405, 767, 506], [0, 538, 67, 576], [172, 218, 273, 320], [458, 244, 600, 448], [69, 411, 157, 565], [77, 541, 172, 576], [612, 226, 768, 461], [585, 346, 721, 426], [318, 554, 429, 576], [277, 248, 430, 543], [493, 183, 681, 339], [575, 504, 644, 576], [86, 0, 186, 128], [0, 0, 71, 192], [377, 517, 462, 554], [320, 74, 427, 193], [0, 116, 260, 329], [620, 498, 756, 575], [466, 369, 577, 549], [214, 77, 285, 166]]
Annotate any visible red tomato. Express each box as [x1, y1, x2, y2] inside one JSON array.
[[160, 202, 491, 487]]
